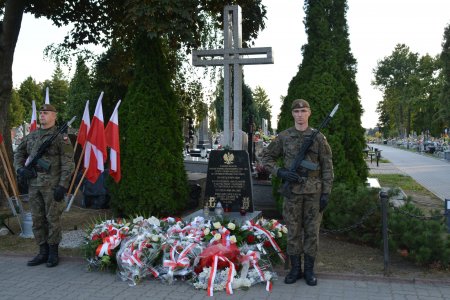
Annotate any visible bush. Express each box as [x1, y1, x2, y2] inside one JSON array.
[[274, 181, 449, 268], [109, 34, 188, 217]]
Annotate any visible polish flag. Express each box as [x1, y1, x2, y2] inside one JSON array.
[[105, 100, 121, 183], [45, 87, 50, 104], [30, 100, 37, 132], [76, 100, 90, 147], [84, 92, 107, 183]]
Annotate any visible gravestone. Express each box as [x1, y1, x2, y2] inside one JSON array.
[[204, 150, 254, 212], [192, 5, 273, 150]]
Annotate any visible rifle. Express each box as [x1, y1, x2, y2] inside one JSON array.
[[18, 117, 76, 189], [279, 104, 339, 198]]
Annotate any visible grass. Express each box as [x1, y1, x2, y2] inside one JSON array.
[[375, 174, 432, 193]]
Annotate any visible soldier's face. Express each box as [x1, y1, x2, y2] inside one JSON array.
[[39, 111, 57, 129], [292, 107, 311, 126]]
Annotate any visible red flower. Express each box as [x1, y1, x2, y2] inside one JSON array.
[[263, 240, 271, 248], [100, 232, 107, 239], [92, 234, 100, 241], [247, 235, 256, 244]]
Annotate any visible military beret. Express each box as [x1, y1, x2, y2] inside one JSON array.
[[39, 104, 57, 112], [291, 99, 310, 110]]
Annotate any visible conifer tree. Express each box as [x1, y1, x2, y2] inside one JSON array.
[[439, 24, 450, 127], [279, 0, 367, 186], [66, 56, 93, 127], [49, 64, 69, 120], [110, 34, 188, 216]]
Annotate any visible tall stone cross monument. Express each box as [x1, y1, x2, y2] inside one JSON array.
[[192, 5, 273, 150]]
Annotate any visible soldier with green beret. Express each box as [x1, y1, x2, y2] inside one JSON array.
[[261, 99, 333, 286], [14, 103, 75, 267]]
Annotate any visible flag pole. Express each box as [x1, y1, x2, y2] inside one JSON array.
[[67, 145, 86, 196], [0, 175, 23, 233], [0, 145, 20, 200], [0, 143, 19, 196], [65, 168, 87, 212]]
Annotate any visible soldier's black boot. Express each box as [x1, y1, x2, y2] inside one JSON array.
[[284, 255, 303, 284], [304, 254, 317, 286], [46, 244, 59, 267], [27, 243, 49, 266]]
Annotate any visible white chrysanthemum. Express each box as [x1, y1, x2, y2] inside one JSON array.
[[147, 216, 160, 226], [229, 235, 237, 243], [214, 233, 222, 240], [227, 222, 236, 230], [203, 228, 210, 235], [213, 222, 221, 229], [133, 216, 144, 223]]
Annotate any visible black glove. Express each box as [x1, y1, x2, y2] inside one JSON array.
[[319, 193, 329, 212], [277, 168, 300, 183], [17, 167, 35, 179], [53, 185, 67, 202]]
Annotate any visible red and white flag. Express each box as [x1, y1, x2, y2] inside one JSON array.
[[30, 100, 37, 133], [45, 87, 50, 104], [0, 133, 3, 144], [76, 100, 90, 147], [84, 92, 107, 184], [105, 100, 122, 183]]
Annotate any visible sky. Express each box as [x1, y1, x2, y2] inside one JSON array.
[[11, 0, 450, 129]]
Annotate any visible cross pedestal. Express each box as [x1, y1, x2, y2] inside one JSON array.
[[192, 5, 273, 150]]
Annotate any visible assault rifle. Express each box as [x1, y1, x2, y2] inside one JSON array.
[[18, 116, 76, 187], [279, 104, 339, 198]]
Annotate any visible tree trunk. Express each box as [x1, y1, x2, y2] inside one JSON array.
[[0, 0, 26, 201]]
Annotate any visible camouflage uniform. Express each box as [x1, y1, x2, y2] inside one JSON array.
[[14, 126, 74, 246], [261, 126, 333, 258]]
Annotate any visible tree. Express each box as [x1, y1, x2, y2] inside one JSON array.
[[211, 75, 256, 136], [373, 44, 420, 137], [438, 24, 450, 129], [109, 34, 188, 216], [279, 0, 367, 187], [373, 45, 443, 137], [17, 76, 41, 121], [66, 56, 93, 127], [8, 88, 25, 127], [252, 85, 272, 131], [48, 64, 69, 120], [1, 0, 267, 216]]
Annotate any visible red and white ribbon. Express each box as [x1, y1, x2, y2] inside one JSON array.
[[96, 234, 122, 257], [245, 221, 286, 263], [207, 254, 235, 297], [163, 243, 197, 276], [241, 250, 272, 292]]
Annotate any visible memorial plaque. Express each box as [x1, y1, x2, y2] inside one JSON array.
[[204, 150, 254, 212]]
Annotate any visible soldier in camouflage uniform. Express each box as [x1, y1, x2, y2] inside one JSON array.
[[261, 99, 333, 286], [14, 104, 74, 267]]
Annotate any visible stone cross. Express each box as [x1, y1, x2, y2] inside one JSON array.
[[192, 5, 273, 150]]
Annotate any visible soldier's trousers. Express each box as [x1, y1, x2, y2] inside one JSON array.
[[283, 193, 322, 258], [29, 186, 65, 245]]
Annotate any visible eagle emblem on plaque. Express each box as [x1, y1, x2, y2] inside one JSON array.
[[223, 152, 234, 164]]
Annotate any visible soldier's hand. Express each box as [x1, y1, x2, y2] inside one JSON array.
[[277, 168, 300, 183], [17, 167, 35, 179], [319, 193, 329, 212], [53, 185, 67, 202]]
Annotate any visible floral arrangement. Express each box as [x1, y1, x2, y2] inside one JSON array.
[[83, 215, 287, 295], [82, 218, 130, 271]]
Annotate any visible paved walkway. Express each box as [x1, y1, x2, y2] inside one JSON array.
[[0, 255, 449, 300], [367, 144, 450, 200]]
